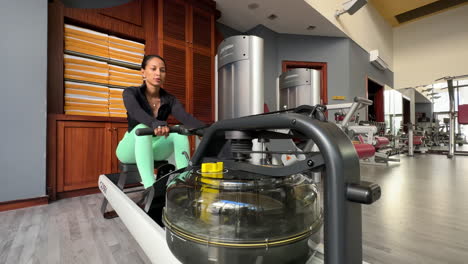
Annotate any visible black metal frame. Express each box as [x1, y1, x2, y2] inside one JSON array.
[[190, 112, 364, 264]]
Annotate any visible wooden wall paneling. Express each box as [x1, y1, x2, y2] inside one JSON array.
[[48, 1, 65, 114], [192, 50, 213, 123], [110, 122, 129, 173], [0, 196, 49, 212], [57, 121, 112, 192], [187, 0, 216, 14], [63, 4, 145, 41], [157, 0, 164, 54], [98, 0, 143, 27], [143, 0, 158, 54], [162, 41, 188, 109], [186, 4, 193, 113], [47, 116, 58, 200], [192, 7, 212, 51], [162, 0, 187, 44]]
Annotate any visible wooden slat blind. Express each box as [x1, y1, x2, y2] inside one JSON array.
[[192, 9, 211, 49], [163, 0, 186, 42], [163, 44, 187, 108], [192, 52, 212, 122]]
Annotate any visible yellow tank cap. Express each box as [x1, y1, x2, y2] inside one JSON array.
[[201, 162, 224, 173]]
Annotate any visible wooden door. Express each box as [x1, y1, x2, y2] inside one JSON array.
[[110, 122, 129, 173], [162, 0, 188, 44], [192, 50, 213, 123], [57, 121, 112, 192], [98, 0, 143, 27], [282, 61, 328, 105], [162, 41, 190, 121], [191, 7, 213, 52]]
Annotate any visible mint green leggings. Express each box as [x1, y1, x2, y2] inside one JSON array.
[[116, 124, 189, 188]]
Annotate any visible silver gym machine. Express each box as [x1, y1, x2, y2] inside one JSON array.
[[216, 35, 264, 120]]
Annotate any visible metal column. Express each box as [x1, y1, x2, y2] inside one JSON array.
[[447, 79, 456, 158], [216, 35, 264, 120], [278, 68, 322, 182], [435, 74, 468, 158]]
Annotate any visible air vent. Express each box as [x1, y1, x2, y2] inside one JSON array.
[[395, 0, 468, 24], [248, 3, 259, 10], [267, 14, 278, 20]]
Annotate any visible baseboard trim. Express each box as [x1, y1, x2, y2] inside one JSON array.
[[57, 187, 101, 199], [0, 196, 49, 212]]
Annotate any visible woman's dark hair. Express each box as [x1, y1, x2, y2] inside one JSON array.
[[141, 54, 166, 69]]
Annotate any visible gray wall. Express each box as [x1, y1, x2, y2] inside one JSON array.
[[277, 34, 351, 106], [216, 22, 242, 39], [239, 24, 394, 117], [349, 39, 394, 95], [0, 0, 47, 202]]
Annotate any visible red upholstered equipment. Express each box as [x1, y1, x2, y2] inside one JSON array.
[[374, 136, 390, 149], [354, 144, 376, 159], [459, 104, 468, 124], [413, 136, 423, 146]]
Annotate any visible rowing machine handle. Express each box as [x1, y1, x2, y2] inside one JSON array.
[[135, 126, 204, 136], [354, 97, 373, 105]]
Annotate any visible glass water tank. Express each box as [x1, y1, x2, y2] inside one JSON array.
[[163, 162, 322, 264]]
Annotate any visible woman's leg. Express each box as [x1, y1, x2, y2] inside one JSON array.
[[116, 124, 155, 188], [153, 133, 190, 169]]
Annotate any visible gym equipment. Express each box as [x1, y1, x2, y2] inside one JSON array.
[[435, 74, 468, 158], [278, 68, 322, 182], [217, 35, 264, 120], [331, 97, 399, 165], [278, 68, 321, 110], [98, 106, 381, 264], [216, 35, 264, 164], [100, 160, 174, 219]]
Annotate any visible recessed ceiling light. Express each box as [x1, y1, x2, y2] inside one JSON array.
[[267, 14, 278, 20], [248, 3, 259, 10], [307, 25, 316, 30]]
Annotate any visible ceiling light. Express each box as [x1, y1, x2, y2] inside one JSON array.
[[267, 14, 278, 20], [248, 3, 259, 10]]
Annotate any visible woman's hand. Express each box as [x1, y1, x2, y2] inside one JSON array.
[[154, 126, 170, 137]]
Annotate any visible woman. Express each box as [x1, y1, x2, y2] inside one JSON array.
[[116, 55, 205, 188]]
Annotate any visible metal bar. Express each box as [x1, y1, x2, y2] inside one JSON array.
[[448, 79, 456, 158], [190, 113, 363, 264]]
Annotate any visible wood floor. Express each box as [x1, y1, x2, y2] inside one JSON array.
[[1, 154, 467, 264]]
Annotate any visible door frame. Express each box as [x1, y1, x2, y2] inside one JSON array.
[[366, 75, 385, 122], [282, 61, 328, 105]]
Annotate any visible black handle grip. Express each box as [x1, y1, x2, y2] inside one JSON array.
[[135, 128, 154, 136], [346, 181, 381, 204], [135, 125, 205, 136], [354, 97, 373, 106]]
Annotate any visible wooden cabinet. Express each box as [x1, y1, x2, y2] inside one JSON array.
[[192, 50, 213, 123], [110, 122, 130, 173], [159, 0, 215, 123], [47, 0, 217, 200], [98, 0, 143, 27], [57, 121, 112, 192], [48, 115, 127, 199]]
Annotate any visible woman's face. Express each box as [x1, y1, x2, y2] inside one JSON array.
[[142, 57, 166, 88]]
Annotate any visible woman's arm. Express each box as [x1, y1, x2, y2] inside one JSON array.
[[123, 88, 167, 129], [171, 97, 206, 129]]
